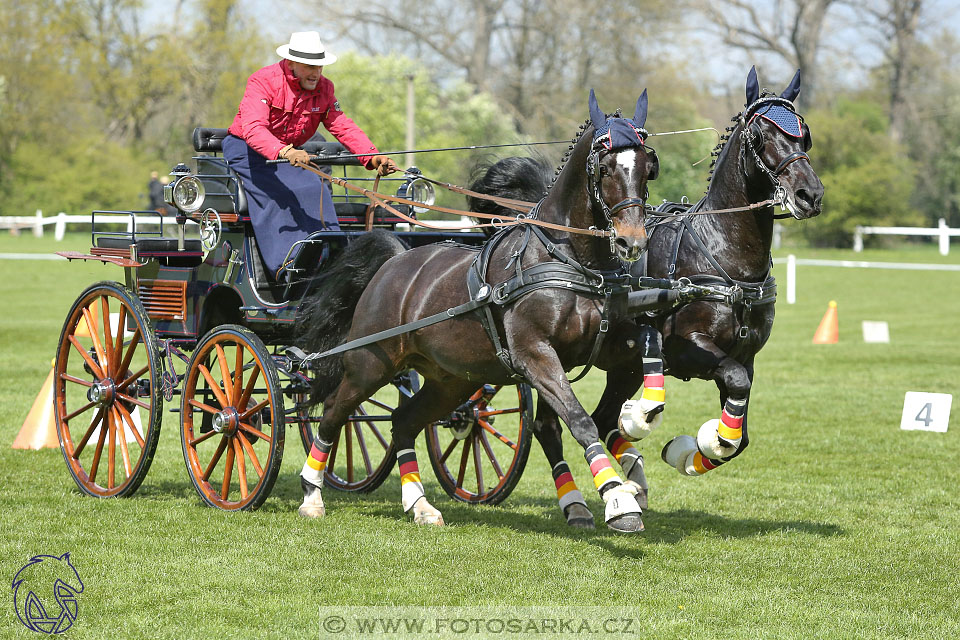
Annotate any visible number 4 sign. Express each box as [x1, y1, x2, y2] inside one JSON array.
[[900, 392, 952, 433]]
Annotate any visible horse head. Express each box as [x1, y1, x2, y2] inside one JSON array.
[[585, 89, 659, 261], [739, 66, 823, 219]]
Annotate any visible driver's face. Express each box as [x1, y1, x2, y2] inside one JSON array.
[[289, 61, 323, 90]]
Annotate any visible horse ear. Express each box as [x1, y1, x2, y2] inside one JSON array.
[[633, 89, 648, 128], [782, 69, 802, 102], [745, 65, 759, 105], [588, 89, 606, 129]]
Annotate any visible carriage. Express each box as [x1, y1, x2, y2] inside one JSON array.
[[52, 128, 534, 511]]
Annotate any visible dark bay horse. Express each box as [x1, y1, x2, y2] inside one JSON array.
[[470, 67, 823, 527], [296, 90, 659, 532]]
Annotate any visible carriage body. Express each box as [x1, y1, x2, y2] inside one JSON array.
[[52, 129, 533, 511]]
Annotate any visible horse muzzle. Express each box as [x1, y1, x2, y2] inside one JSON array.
[[611, 225, 648, 262]]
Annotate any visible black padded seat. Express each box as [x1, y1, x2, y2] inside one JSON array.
[[96, 237, 203, 253]]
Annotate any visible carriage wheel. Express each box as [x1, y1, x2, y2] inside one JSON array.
[[425, 383, 533, 505], [181, 325, 285, 511], [298, 371, 420, 493], [54, 282, 163, 498]]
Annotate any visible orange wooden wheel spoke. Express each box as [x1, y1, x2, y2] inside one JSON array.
[[112, 305, 127, 373], [60, 372, 95, 388], [439, 437, 459, 464], [472, 435, 484, 494], [88, 414, 109, 483], [198, 363, 230, 408], [238, 422, 271, 443], [456, 437, 471, 489], [117, 365, 149, 392], [479, 407, 520, 417], [239, 398, 269, 421], [112, 407, 133, 479], [107, 410, 116, 489], [100, 296, 114, 375], [238, 433, 264, 477], [72, 406, 105, 458], [233, 438, 248, 500], [115, 391, 150, 411], [479, 430, 505, 480], [202, 436, 228, 481], [189, 429, 220, 447], [68, 336, 104, 379], [232, 343, 244, 406], [479, 419, 517, 450], [237, 365, 260, 413], [64, 400, 97, 422], [82, 306, 109, 371], [215, 344, 233, 403], [113, 402, 146, 448], [116, 329, 142, 381], [345, 421, 354, 482], [366, 421, 390, 450], [354, 423, 373, 475], [188, 398, 222, 415], [221, 443, 235, 500]]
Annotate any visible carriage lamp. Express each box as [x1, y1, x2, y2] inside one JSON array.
[[171, 176, 206, 213], [398, 169, 435, 214]]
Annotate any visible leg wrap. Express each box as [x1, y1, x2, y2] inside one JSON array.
[[552, 461, 587, 512], [584, 442, 622, 497], [662, 435, 726, 476], [696, 398, 746, 459], [398, 448, 426, 512], [618, 358, 666, 441], [604, 432, 647, 491], [300, 437, 332, 486]]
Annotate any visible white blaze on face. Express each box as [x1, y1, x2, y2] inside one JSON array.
[[615, 149, 638, 190]]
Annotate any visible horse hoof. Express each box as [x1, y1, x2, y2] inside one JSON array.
[[623, 480, 648, 510], [661, 435, 698, 474], [564, 503, 595, 529], [412, 499, 445, 526], [606, 513, 644, 533], [618, 399, 664, 441], [697, 419, 738, 459], [298, 478, 325, 518]]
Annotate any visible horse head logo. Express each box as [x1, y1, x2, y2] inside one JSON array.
[[11, 553, 84, 635]]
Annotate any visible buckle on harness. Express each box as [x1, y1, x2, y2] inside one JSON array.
[[739, 326, 749, 339], [599, 319, 610, 333]]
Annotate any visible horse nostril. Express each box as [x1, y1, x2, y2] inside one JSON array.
[[796, 188, 814, 207], [614, 238, 630, 252]]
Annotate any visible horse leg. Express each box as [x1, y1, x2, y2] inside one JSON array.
[[299, 362, 397, 518], [662, 354, 753, 476], [531, 399, 594, 528], [515, 353, 643, 533], [617, 325, 666, 442], [391, 378, 479, 525]]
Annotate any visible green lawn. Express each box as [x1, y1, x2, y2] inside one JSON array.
[[1, 232, 958, 638]]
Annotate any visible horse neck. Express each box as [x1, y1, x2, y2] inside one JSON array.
[[694, 125, 775, 281], [536, 129, 615, 268]]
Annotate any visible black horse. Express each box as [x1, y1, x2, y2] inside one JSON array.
[[296, 90, 659, 532], [470, 67, 823, 527]]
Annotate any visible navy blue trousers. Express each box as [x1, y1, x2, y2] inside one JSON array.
[[222, 135, 338, 276]]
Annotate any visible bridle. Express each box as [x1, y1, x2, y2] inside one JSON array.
[[738, 97, 811, 217], [585, 116, 657, 251]]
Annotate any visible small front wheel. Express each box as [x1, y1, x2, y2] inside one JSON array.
[[181, 325, 285, 510]]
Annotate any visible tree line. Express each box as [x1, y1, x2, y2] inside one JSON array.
[[1, 0, 957, 247]]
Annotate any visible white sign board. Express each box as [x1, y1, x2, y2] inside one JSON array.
[[862, 321, 890, 343], [900, 392, 952, 432]]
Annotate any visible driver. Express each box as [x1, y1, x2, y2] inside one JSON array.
[[223, 31, 399, 279]]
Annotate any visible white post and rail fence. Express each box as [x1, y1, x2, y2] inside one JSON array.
[[853, 218, 958, 256]]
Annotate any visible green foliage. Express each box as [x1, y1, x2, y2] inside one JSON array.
[[798, 99, 922, 247]]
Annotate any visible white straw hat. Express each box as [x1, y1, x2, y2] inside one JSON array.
[[276, 31, 337, 66]]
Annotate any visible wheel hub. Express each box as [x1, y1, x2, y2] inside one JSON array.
[[88, 380, 116, 407], [212, 407, 240, 436]]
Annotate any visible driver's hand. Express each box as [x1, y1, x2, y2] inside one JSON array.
[[370, 155, 399, 176], [283, 147, 312, 168]]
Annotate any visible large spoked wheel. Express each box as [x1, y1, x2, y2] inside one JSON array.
[[298, 371, 420, 493], [54, 282, 163, 498], [426, 384, 533, 505], [181, 325, 285, 511]]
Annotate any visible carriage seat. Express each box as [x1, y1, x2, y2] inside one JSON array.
[[95, 236, 204, 267]]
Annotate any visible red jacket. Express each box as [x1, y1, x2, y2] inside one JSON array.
[[228, 60, 379, 167]]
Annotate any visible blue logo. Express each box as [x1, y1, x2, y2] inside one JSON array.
[[11, 553, 84, 634]]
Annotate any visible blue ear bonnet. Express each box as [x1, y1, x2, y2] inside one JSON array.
[[593, 117, 649, 152], [747, 101, 803, 138]]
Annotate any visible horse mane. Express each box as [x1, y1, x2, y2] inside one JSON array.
[[706, 89, 780, 189]]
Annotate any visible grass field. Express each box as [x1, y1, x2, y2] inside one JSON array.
[[1, 232, 959, 638]]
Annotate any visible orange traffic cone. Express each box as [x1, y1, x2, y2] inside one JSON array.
[[12, 361, 60, 449], [812, 300, 839, 344]]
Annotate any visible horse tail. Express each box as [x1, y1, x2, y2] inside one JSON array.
[[467, 156, 551, 220], [294, 229, 407, 405]]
